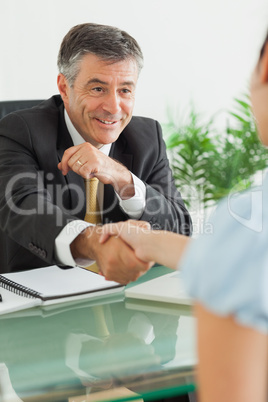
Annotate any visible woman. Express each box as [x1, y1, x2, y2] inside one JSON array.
[[100, 30, 268, 402]]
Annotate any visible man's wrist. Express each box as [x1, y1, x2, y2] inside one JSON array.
[[118, 170, 135, 199], [70, 226, 99, 261], [55, 220, 91, 266], [110, 160, 135, 199], [116, 173, 146, 218]]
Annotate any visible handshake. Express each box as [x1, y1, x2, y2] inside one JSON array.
[[71, 220, 190, 285]]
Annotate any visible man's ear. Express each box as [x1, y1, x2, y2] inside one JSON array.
[[260, 42, 268, 83], [57, 74, 69, 103]]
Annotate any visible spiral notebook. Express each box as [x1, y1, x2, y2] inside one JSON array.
[[0, 265, 124, 315]]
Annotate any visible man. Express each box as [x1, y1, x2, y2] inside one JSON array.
[[0, 23, 191, 283]]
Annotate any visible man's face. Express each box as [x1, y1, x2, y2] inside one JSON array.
[[58, 54, 138, 149]]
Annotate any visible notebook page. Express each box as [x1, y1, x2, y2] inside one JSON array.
[[1, 266, 122, 300]]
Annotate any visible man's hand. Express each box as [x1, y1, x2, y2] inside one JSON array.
[[58, 143, 135, 199], [100, 220, 153, 262], [70, 226, 153, 284]]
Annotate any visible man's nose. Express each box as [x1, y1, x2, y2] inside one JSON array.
[[102, 92, 121, 115]]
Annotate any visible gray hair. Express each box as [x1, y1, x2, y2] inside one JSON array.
[[57, 23, 144, 86]]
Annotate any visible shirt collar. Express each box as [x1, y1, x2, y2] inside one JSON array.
[[64, 108, 111, 156]]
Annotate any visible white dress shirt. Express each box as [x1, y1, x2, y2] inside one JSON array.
[[55, 110, 146, 267]]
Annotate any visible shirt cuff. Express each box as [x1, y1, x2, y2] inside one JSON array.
[[116, 173, 146, 219], [55, 220, 93, 267]]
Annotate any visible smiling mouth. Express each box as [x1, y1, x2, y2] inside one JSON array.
[[96, 118, 118, 125]]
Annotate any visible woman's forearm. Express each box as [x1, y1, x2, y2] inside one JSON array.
[[142, 231, 191, 270], [195, 303, 268, 402]]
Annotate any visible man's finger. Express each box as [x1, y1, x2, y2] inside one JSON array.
[[59, 145, 82, 174], [128, 219, 151, 230]]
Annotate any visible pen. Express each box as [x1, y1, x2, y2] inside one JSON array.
[[0, 294, 2, 302]]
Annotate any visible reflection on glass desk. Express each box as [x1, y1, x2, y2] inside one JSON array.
[[0, 266, 196, 402]]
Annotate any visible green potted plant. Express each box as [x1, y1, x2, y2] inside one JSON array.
[[163, 95, 268, 232]]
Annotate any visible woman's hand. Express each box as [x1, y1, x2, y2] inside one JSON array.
[[99, 220, 155, 263]]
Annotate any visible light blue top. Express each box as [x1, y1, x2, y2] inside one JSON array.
[[181, 173, 268, 333]]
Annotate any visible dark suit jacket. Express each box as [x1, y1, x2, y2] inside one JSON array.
[[0, 95, 191, 273]]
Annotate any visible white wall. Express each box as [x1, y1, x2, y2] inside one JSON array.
[[0, 0, 267, 123]]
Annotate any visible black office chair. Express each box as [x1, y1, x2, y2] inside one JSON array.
[[0, 100, 43, 120]]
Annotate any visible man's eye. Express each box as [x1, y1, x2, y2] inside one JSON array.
[[92, 87, 103, 92], [121, 88, 131, 94]]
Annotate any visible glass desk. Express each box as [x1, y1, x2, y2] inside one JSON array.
[[0, 266, 196, 402]]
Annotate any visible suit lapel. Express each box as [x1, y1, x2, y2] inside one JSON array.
[[57, 106, 86, 220], [109, 133, 134, 171]]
